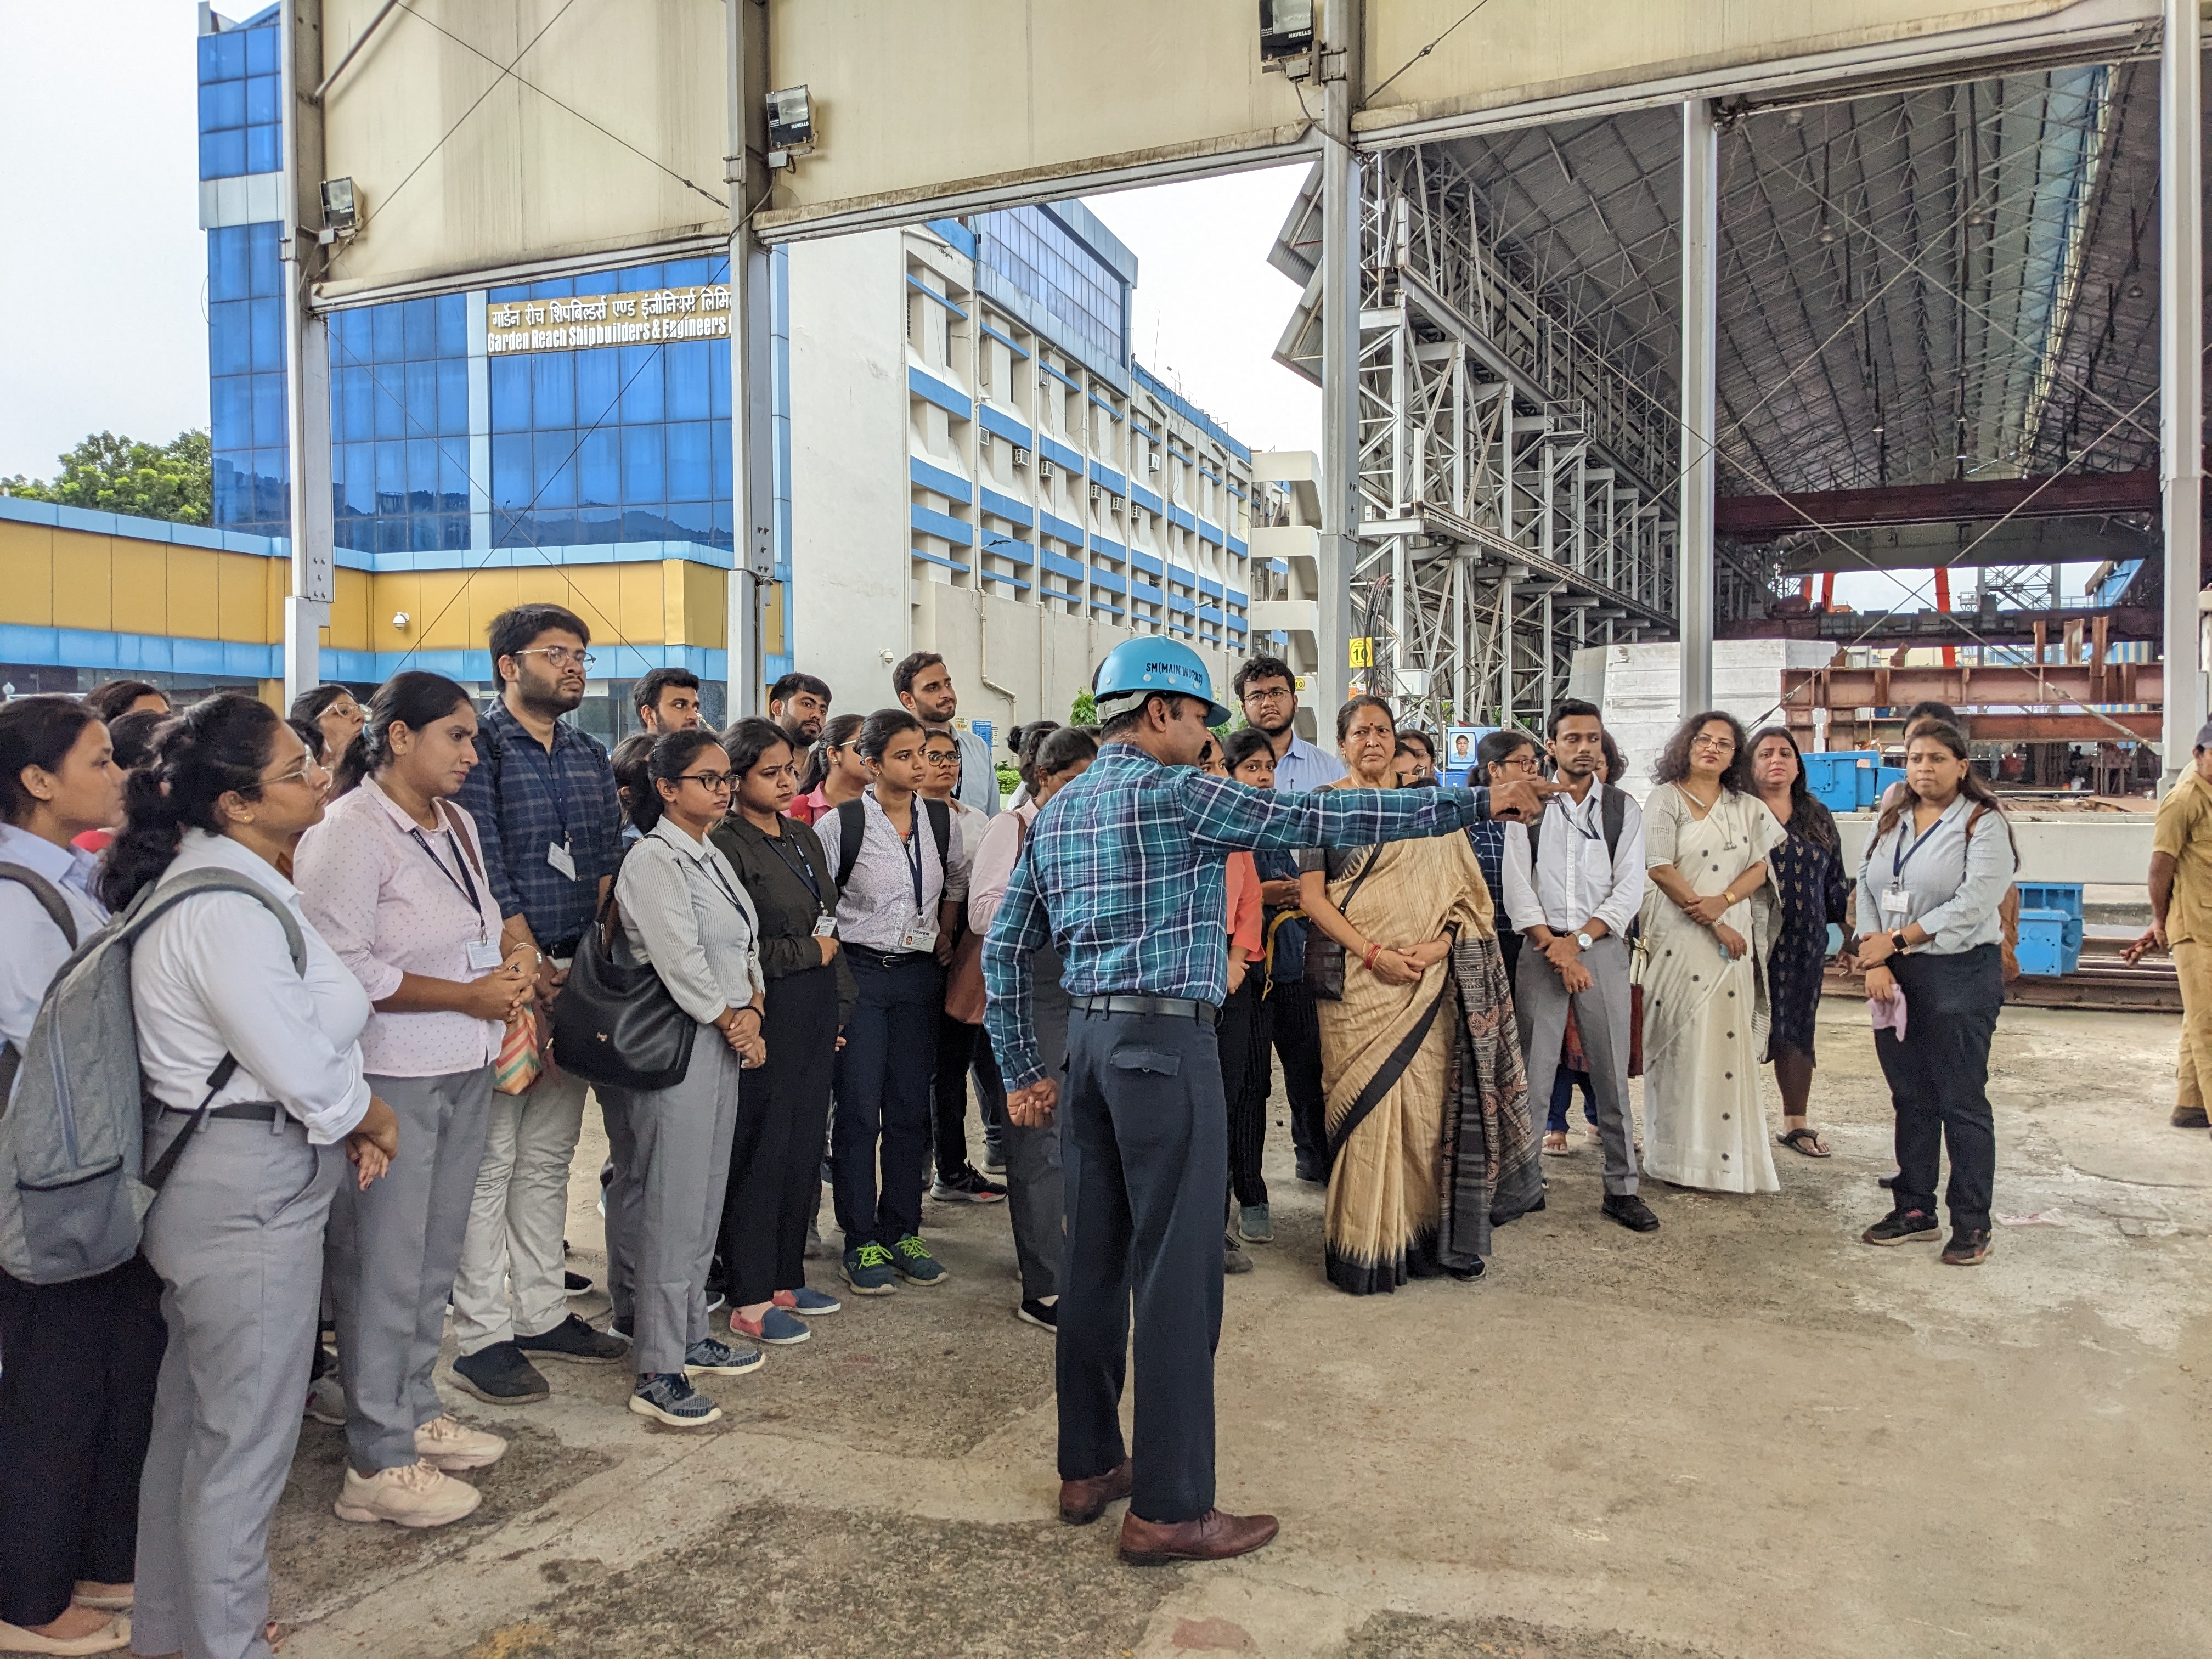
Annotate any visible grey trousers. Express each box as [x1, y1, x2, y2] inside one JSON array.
[[612, 1037, 741, 1376], [1515, 934, 1641, 1196], [600, 1087, 636, 1326], [1005, 949, 1070, 1302], [451, 1060, 589, 1353], [136, 1114, 340, 1659], [328, 1069, 494, 1473]]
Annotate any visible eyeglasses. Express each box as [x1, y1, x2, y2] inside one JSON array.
[[678, 771, 735, 793], [1495, 753, 1541, 774], [515, 646, 596, 671], [262, 753, 328, 789], [1241, 686, 1294, 704], [1690, 732, 1734, 752]]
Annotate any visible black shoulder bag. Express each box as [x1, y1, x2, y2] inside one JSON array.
[[547, 854, 697, 1092], [1302, 847, 1382, 1001]]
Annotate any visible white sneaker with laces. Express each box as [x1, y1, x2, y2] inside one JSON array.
[[415, 1414, 509, 1471], [332, 1460, 484, 1528]]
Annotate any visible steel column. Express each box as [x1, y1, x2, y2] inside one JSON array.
[[727, 0, 774, 716], [2162, 0, 2205, 791], [1678, 98, 1719, 716], [1317, 0, 1363, 713], [280, 0, 334, 705]]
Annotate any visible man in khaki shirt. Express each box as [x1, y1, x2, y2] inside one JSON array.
[[2130, 722, 2212, 1130]]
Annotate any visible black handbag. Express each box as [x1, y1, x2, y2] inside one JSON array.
[[548, 885, 698, 1091], [1301, 847, 1381, 1002]]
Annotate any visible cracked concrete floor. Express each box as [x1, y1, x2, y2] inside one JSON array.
[[267, 1002, 2211, 1659]]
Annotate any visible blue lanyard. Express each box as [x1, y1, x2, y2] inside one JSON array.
[[765, 828, 825, 907], [1891, 810, 1948, 882], [897, 818, 926, 915], [408, 826, 485, 930], [510, 726, 574, 839]]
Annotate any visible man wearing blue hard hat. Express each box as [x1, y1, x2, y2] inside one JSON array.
[[983, 637, 1551, 1565]]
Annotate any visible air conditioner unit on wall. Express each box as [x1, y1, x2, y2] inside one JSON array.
[[1147, 454, 1161, 473], [1012, 446, 1031, 467], [1088, 483, 1105, 502], [1038, 461, 1055, 482], [1111, 494, 1126, 512]]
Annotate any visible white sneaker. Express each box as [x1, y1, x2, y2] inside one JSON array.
[[332, 1460, 484, 1528], [415, 1414, 509, 1471]]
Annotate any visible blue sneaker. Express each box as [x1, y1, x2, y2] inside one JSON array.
[[842, 1243, 899, 1295], [629, 1373, 722, 1426], [683, 1335, 764, 1377], [733, 1305, 811, 1346], [891, 1233, 950, 1286], [776, 1285, 842, 1317]]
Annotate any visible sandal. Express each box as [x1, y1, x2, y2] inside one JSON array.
[[1776, 1127, 1831, 1159], [1541, 1131, 1570, 1156]]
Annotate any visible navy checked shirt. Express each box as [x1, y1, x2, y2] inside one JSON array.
[[452, 699, 624, 953], [982, 743, 1495, 1087], [1467, 819, 1508, 904]]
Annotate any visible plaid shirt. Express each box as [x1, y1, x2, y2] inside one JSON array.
[[983, 743, 1494, 1087], [452, 699, 624, 952], [1467, 819, 1508, 904]]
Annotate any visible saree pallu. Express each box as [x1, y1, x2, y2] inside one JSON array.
[[1317, 834, 1537, 1294]]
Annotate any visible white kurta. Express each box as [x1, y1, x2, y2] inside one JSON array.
[[1637, 785, 1786, 1194]]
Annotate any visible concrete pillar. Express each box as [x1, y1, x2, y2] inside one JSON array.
[[2162, 0, 2205, 791], [1317, 0, 1363, 713], [1678, 98, 1719, 717], [727, 0, 774, 716], [279, 0, 332, 704]]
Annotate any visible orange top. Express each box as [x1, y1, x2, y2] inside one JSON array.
[[1224, 851, 1264, 963]]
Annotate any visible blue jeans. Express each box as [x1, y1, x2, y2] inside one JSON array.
[[1547, 1068, 1599, 1134]]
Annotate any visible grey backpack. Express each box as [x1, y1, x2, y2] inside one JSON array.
[[0, 862, 80, 1105], [0, 867, 303, 1284]]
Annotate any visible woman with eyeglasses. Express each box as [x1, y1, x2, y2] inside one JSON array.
[[1638, 710, 1786, 1195], [708, 718, 854, 1350], [100, 696, 399, 1659], [789, 712, 868, 828], [608, 730, 769, 1426], [290, 685, 365, 772]]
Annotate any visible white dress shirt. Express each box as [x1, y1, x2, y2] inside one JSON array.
[[1271, 731, 1347, 796], [131, 828, 374, 1144], [0, 823, 109, 1053], [813, 788, 972, 953], [615, 816, 765, 1025], [294, 777, 505, 1077], [1502, 781, 1646, 940]]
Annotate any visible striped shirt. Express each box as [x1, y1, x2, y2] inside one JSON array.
[[982, 743, 1496, 1087]]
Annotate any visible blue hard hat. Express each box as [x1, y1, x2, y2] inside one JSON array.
[[1091, 637, 1232, 727]]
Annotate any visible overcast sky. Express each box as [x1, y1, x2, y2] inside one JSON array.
[[0, 7, 2058, 615]]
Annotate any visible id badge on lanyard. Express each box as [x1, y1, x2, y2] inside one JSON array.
[[1879, 884, 1910, 923]]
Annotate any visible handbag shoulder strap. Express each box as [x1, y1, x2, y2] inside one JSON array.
[[834, 799, 867, 891]]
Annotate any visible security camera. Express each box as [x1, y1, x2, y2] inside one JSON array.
[[392, 611, 411, 629]]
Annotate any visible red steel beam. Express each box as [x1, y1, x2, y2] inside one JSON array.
[[1782, 664, 2162, 705], [1715, 470, 2165, 538]]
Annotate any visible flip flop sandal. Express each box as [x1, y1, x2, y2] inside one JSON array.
[[1776, 1127, 1831, 1158], [1542, 1132, 1571, 1156]]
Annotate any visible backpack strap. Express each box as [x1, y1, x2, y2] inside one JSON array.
[[1601, 785, 1628, 859], [923, 798, 952, 888], [0, 863, 79, 952], [834, 799, 866, 892]]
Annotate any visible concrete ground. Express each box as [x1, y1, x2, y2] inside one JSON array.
[[268, 1001, 2212, 1659]]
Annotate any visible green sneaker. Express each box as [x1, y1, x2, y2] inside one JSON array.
[[842, 1242, 899, 1295], [890, 1233, 950, 1286]]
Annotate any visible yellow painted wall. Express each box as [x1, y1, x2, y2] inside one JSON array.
[[0, 518, 281, 644]]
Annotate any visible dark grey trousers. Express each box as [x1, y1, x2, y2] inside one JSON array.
[[1515, 934, 1640, 1196], [328, 1068, 494, 1473], [1004, 946, 1070, 1303], [613, 1038, 741, 1376]]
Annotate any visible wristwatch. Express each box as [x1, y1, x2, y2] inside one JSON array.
[[1889, 929, 1909, 957], [1575, 930, 1594, 950]]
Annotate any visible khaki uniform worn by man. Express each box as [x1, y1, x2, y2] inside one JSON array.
[[2145, 724, 2212, 1130]]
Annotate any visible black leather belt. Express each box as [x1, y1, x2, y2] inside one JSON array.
[[850, 947, 935, 970], [1071, 994, 1220, 1026], [163, 1101, 285, 1123]]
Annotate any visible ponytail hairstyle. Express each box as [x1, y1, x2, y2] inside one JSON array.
[[104, 707, 170, 776], [798, 711, 864, 795], [633, 728, 727, 836], [1025, 723, 1098, 792], [1871, 720, 2016, 862], [856, 707, 924, 765], [99, 692, 280, 912], [1006, 720, 1058, 763], [334, 671, 473, 797], [0, 694, 101, 828], [609, 733, 656, 830]]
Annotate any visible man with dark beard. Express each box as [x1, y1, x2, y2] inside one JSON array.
[[769, 672, 832, 748], [449, 604, 631, 1406]]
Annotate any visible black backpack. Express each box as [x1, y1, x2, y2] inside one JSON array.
[[1527, 783, 1631, 864], [834, 798, 952, 896]]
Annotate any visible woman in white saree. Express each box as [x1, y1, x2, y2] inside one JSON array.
[[1637, 711, 1787, 1193]]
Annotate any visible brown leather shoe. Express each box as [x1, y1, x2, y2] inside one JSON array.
[[1058, 1458, 1133, 1525], [2172, 1104, 2210, 1129], [1117, 1507, 1280, 1565]]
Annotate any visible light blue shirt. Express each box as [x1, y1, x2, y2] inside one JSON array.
[[1271, 731, 1346, 795], [0, 823, 108, 1053], [954, 726, 1001, 818], [1855, 792, 2016, 955]]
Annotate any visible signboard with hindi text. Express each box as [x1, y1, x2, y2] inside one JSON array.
[[485, 284, 733, 355]]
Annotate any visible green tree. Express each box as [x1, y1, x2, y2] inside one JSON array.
[[1069, 686, 1097, 727], [1, 430, 213, 526]]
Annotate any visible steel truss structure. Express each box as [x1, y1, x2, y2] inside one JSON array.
[[1278, 149, 1680, 735]]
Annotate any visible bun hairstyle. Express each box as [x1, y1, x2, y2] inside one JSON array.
[[333, 671, 473, 797], [1021, 723, 1097, 793], [633, 728, 727, 835], [100, 692, 280, 912], [1006, 720, 1058, 760], [856, 707, 924, 764], [609, 732, 656, 828], [104, 707, 170, 774], [0, 694, 101, 828], [798, 711, 865, 795]]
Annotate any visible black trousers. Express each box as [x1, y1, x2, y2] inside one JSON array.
[[1272, 977, 1328, 1175], [1058, 1006, 1227, 1526], [723, 963, 841, 1307], [1874, 944, 2002, 1232], [1218, 976, 1274, 1207], [0, 1255, 167, 1627], [832, 951, 943, 1248], [932, 1012, 983, 1180]]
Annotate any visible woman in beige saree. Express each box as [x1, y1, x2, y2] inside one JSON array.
[[1300, 697, 1541, 1294], [1638, 710, 1787, 1194]]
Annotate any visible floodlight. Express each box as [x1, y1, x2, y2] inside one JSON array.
[[1258, 0, 1314, 63], [321, 177, 358, 236], [766, 86, 815, 156]]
